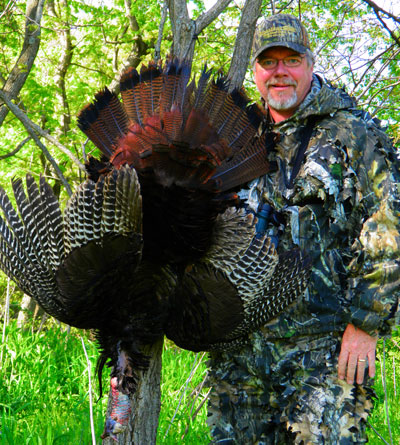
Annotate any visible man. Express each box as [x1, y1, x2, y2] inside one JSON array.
[[207, 14, 400, 444]]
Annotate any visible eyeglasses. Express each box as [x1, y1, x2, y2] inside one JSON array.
[[257, 55, 305, 70]]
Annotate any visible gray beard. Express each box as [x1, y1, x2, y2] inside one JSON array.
[[266, 90, 298, 111]]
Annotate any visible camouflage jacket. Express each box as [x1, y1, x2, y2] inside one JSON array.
[[243, 75, 400, 339]]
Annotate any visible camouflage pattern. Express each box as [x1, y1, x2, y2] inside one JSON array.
[[208, 334, 374, 444], [252, 14, 312, 64], [207, 74, 400, 443]]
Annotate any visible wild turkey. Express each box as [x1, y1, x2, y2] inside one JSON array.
[[0, 59, 310, 440]]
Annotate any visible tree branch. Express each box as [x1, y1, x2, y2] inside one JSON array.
[[360, 0, 400, 47], [0, 0, 46, 126], [352, 45, 397, 91], [123, 0, 150, 66], [356, 54, 400, 102], [108, 0, 150, 91], [196, 0, 232, 33], [27, 127, 73, 196], [314, 7, 351, 57], [0, 136, 31, 160], [360, 79, 400, 115], [0, 90, 85, 171], [0, 93, 72, 195], [227, 0, 262, 89], [155, 0, 169, 62], [0, 0, 17, 21], [361, 0, 400, 23]]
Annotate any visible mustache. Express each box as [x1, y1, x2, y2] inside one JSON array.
[[266, 79, 297, 87]]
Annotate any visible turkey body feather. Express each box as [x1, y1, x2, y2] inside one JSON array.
[[0, 59, 310, 440]]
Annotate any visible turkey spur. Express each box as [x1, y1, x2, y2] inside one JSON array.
[[0, 59, 310, 439]]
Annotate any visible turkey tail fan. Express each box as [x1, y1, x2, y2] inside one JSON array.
[[178, 74, 231, 163], [151, 63, 269, 191], [119, 60, 190, 142], [186, 75, 261, 154], [159, 59, 191, 120], [197, 74, 230, 127], [192, 64, 213, 109], [78, 59, 272, 194], [0, 176, 68, 321]]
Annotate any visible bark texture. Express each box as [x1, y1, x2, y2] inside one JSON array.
[[227, 0, 263, 89], [168, 0, 232, 63]]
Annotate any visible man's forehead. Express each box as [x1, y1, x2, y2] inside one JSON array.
[[258, 46, 301, 58]]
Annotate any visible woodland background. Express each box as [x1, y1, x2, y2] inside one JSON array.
[[0, 0, 399, 443]]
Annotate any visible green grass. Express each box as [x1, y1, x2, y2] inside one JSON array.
[[367, 332, 400, 444], [158, 347, 210, 444], [0, 321, 210, 444], [0, 320, 399, 444], [0, 324, 108, 444]]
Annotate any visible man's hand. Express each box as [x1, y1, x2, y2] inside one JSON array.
[[338, 323, 378, 385]]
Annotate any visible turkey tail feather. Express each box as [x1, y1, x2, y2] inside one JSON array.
[[39, 177, 65, 267], [193, 65, 213, 109], [77, 88, 129, 157], [212, 137, 270, 192]]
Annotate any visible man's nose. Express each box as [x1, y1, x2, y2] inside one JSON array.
[[273, 60, 290, 74]]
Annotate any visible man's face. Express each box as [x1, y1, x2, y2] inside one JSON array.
[[254, 46, 313, 118]]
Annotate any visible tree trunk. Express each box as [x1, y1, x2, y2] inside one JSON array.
[[168, 0, 232, 64], [102, 337, 164, 445], [16, 294, 44, 329], [227, 0, 263, 89], [108, 0, 151, 92]]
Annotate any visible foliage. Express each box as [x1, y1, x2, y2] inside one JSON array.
[[157, 344, 210, 443], [300, 0, 400, 140], [0, 0, 164, 200]]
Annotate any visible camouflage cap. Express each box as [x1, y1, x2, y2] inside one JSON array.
[[252, 14, 311, 63]]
